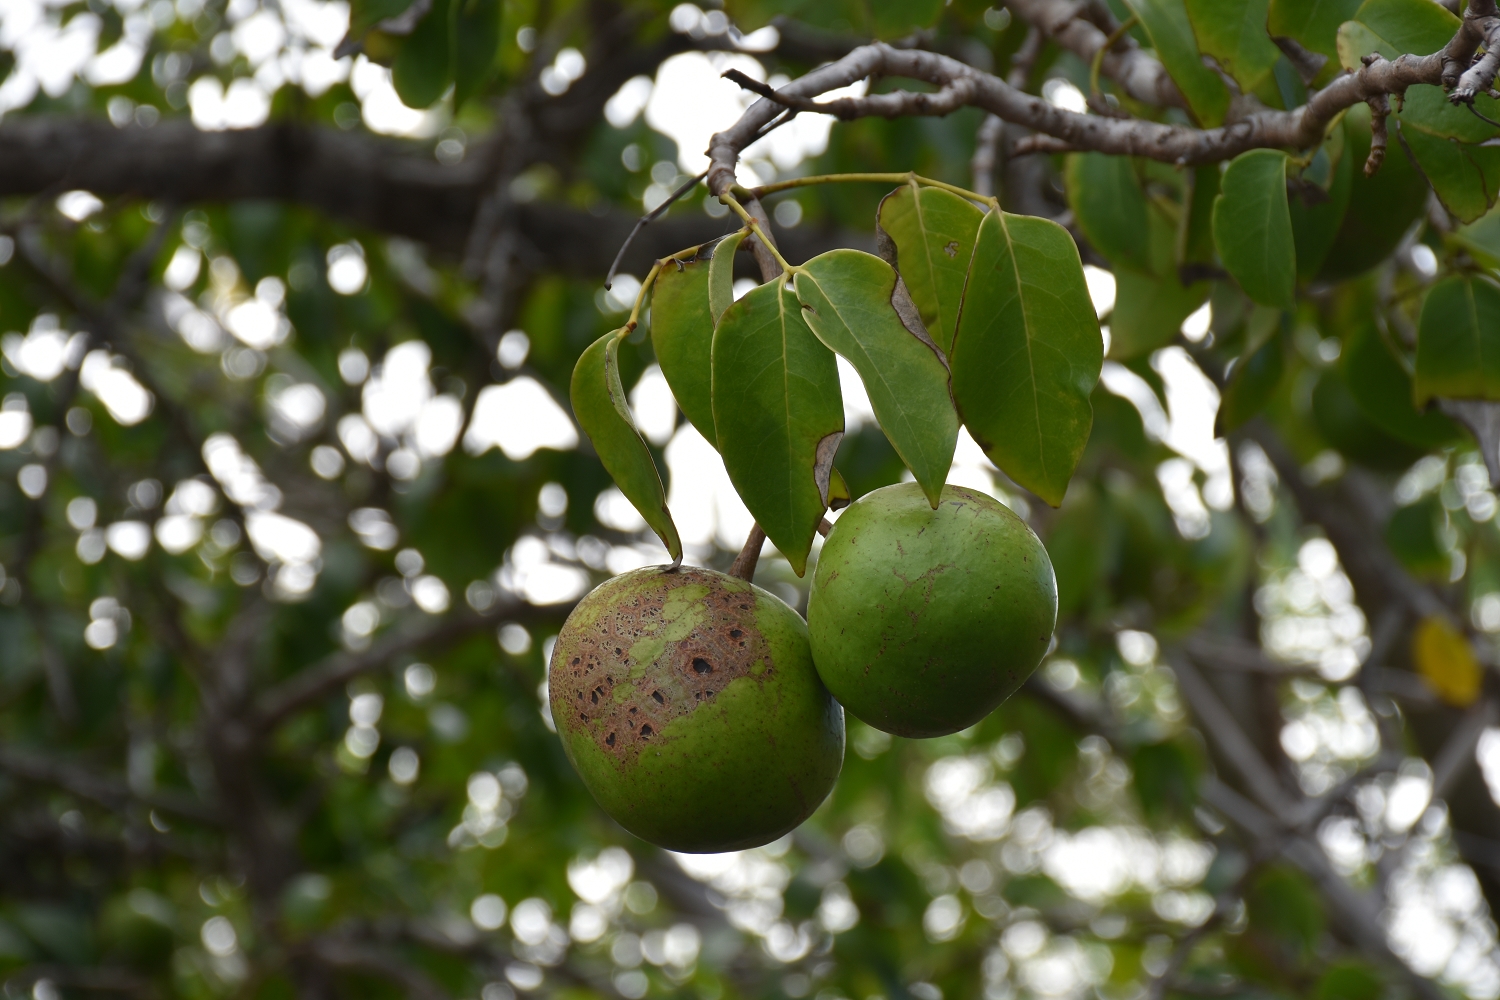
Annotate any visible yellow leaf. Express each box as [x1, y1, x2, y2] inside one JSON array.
[[1412, 616, 1482, 706]]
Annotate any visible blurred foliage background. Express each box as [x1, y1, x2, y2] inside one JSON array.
[[2, 1, 1500, 1000]]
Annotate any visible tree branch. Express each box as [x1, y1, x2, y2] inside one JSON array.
[[0, 745, 220, 825], [1003, 0, 1187, 109], [708, 19, 1500, 195], [250, 599, 574, 732]]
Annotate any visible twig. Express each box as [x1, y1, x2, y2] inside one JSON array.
[[603, 169, 708, 290], [250, 601, 569, 732]]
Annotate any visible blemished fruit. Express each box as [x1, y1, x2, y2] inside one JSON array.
[[549, 565, 844, 853], [807, 482, 1058, 738]]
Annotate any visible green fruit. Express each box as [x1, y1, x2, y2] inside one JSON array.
[[807, 483, 1057, 738], [549, 566, 844, 853]]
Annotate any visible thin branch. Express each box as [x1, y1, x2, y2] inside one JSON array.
[[0, 745, 221, 826], [603, 169, 708, 290], [251, 600, 572, 731], [706, 15, 1500, 196], [1169, 652, 1296, 817]]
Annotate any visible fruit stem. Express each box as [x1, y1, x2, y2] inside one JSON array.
[[728, 523, 766, 581]]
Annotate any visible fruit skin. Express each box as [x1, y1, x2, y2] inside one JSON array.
[[807, 482, 1057, 738], [549, 566, 844, 853]]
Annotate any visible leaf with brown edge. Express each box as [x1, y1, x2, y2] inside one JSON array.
[[876, 183, 984, 357], [571, 330, 682, 564], [794, 249, 958, 508], [712, 278, 844, 576]]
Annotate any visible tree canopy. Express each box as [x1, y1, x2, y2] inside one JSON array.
[[2, 1, 1500, 999]]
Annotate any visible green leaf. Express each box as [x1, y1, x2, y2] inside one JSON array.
[[570, 331, 683, 563], [1267, 0, 1360, 59], [950, 211, 1103, 506], [1109, 268, 1209, 359], [1216, 330, 1284, 434], [1415, 274, 1500, 405], [451, 0, 500, 108], [1343, 321, 1461, 446], [1247, 865, 1325, 962], [1335, 0, 1457, 71], [1288, 142, 1352, 279], [875, 184, 985, 356], [1387, 496, 1450, 579], [391, 0, 451, 108], [1395, 84, 1500, 222], [649, 235, 744, 449], [712, 278, 844, 576], [708, 230, 748, 324], [794, 250, 960, 508], [1124, 0, 1232, 126], [1453, 205, 1500, 267], [872, 0, 945, 36], [1311, 366, 1426, 470], [1185, 0, 1281, 93], [1065, 154, 1152, 273], [1315, 962, 1386, 1000], [1213, 149, 1296, 309], [1319, 102, 1431, 280]]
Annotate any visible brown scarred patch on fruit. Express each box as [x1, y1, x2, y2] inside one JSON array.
[[551, 568, 774, 762]]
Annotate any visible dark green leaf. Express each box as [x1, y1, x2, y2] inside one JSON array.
[[391, 0, 452, 108], [649, 237, 742, 449], [1335, 0, 1457, 70], [1396, 84, 1500, 222], [1109, 268, 1209, 359], [1246, 866, 1325, 962], [1267, 0, 1360, 59], [1213, 149, 1296, 309], [1131, 739, 1201, 824], [876, 184, 985, 356], [1319, 102, 1432, 280], [1065, 153, 1152, 273], [1386, 496, 1450, 579], [570, 331, 683, 563], [1314, 962, 1385, 1000], [1215, 329, 1284, 434], [1288, 140, 1352, 279], [1124, 0, 1232, 126], [1185, 0, 1281, 92], [1415, 274, 1500, 404], [1343, 321, 1461, 446], [1453, 205, 1500, 267], [794, 249, 959, 508], [1312, 366, 1426, 470], [712, 278, 844, 576], [451, 0, 500, 108], [950, 211, 1103, 506]]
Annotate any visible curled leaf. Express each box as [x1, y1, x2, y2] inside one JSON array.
[[571, 331, 682, 564]]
